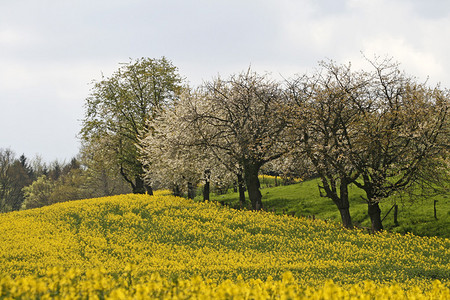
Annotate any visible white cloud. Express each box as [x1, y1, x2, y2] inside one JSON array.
[[273, 0, 450, 85], [0, 29, 34, 47], [357, 37, 442, 82]]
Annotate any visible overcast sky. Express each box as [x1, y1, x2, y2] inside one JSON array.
[[1, 0, 449, 163]]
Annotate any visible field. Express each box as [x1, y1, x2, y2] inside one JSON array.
[[0, 192, 449, 299], [209, 177, 450, 238]]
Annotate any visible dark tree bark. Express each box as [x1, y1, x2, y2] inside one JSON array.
[[203, 170, 210, 201], [145, 184, 153, 195], [133, 175, 146, 194], [187, 182, 196, 199], [243, 162, 263, 210], [319, 176, 353, 229], [120, 164, 151, 195], [203, 181, 210, 201], [355, 176, 385, 232], [337, 179, 353, 229], [368, 202, 383, 232], [172, 184, 182, 197], [338, 208, 352, 229], [237, 172, 246, 209], [394, 204, 399, 226]]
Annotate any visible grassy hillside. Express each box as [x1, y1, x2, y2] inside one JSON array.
[[0, 193, 449, 299], [208, 177, 450, 238]]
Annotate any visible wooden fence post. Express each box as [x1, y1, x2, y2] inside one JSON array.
[[434, 200, 438, 220]]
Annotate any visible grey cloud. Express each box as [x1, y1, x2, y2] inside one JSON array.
[[1, 0, 449, 161]]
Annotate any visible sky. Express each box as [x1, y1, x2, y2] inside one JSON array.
[[1, 0, 449, 163]]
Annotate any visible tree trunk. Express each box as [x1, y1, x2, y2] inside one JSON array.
[[319, 176, 353, 229], [133, 175, 146, 194], [172, 184, 182, 197], [393, 204, 399, 226], [338, 208, 352, 229], [203, 169, 211, 201], [243, 162, 262, 210], [187, 182, 196, 199], [203, 180, 210, 201], [145, 184, 153, 196], [368, 201, 383, 232], [337, 179, 353, 229], [237, 173, 246, 209]]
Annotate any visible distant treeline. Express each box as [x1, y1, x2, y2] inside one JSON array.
[[0, 148, 130, 212]]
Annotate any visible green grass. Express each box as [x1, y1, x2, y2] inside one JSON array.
[[204, 178, 450, 238]]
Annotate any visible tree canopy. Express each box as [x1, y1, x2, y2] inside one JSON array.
[[80, 57, 184, 194]]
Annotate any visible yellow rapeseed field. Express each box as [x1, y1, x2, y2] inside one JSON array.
[[0, 192, 449, 299]]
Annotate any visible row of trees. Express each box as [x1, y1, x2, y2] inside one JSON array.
[[3, 56, 447, 235], [135, 57, 447, 232]]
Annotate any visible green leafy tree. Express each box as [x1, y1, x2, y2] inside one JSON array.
[[22, 175, 55, 209], [50, 168, 90, 204], [80, 57, 183, 194], [80, 138, 131, 197], [22, 158, 91, 210]]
